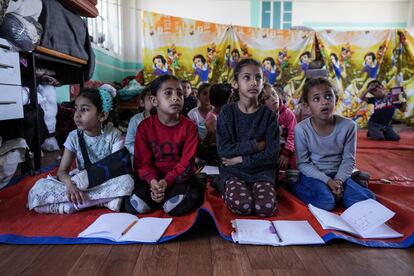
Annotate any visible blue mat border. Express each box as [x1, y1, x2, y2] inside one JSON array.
[[1, 207, 413, 247], [1, 167, 413, 248]]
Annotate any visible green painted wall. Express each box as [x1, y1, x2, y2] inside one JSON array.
[[56, 47, 143, 102], [251, 0, 260, 27], [92, 47, 143, 83]]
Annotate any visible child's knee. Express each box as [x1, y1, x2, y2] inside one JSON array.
[[252, 182, 277, 217], [225, 196, 254, 215], [223, 178, 254, 215], [124, 194, 151, 214]]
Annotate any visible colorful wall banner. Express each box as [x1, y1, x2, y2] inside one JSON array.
[[142, 11, 414, 126], [317, 30, 397, 126]]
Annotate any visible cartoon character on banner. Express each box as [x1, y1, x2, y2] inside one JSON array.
[[207, 42, 219, 68], [240, 43, 252, 59], [285, 51, 311, 106], [329, 53, 348, 99], [230, 49, 240, 69], [220, 45, 234, 83], [225, 45, 231, 68], [277, 47, 290, 71], [262, 57, 281, 86], [152, 55, 170, 77], [351, 52, 380, 98], [397, 32, 414, 123], [341, 51, 380, 126], [192, 54, 211, 87], [340, 43, 353, 68], [166, 44, 181, 75]]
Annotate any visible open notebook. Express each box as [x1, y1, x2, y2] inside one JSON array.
[[231, 219, 324, 246], [78, 213, 172, 243], [309, 199, 403, 239]]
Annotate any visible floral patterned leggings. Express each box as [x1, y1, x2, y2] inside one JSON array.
[[223, 177, 277, 217]]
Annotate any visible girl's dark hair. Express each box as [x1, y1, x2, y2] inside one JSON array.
[[364, 52, 376, 61], [197, 83, 211, 98], [139, 86, 152, 101], [232, 58, 262, 102], [209, 83, 232, 107], [300, 51, 311, 60], [262, 57, 276, 67], [233, 58, 261, 80], [193, 54, 206, 64], [330, 53, 339, 62], [181, 79, 191, 86], [77, 88, 104, 113], [77, 88, 114, 124], [153, 55, 166, 64], [231, 49, 240, 57], [302, 77, 338, 104], [149, 74, 180, 96]]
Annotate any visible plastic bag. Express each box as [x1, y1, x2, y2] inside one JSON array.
[[0, 12, 42, 51]]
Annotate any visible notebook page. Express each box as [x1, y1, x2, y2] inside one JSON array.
[[233, 219, 278, 245], [360, 223, 403, 239], [272, 221, 324, 246], [201, 166, 219, 175], [341, 199, 396, 235], [308, 204, 357, 235], [119, 217, 173, 242], [79, 213, 137, 240]]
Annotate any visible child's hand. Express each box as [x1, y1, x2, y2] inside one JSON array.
[[327, 179, 343, 196], [66, 182, 86, 205], [150, 179, 166, 203], [222, 156, 242, 166], [278, 155, 290, 171], [257, 141, 266, 151]]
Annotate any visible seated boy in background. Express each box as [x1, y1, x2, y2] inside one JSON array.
[[360, 80, 407, 141]]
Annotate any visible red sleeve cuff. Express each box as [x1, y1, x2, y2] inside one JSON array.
[[164, 174, 176, 187], [143, 173, 159, 185]]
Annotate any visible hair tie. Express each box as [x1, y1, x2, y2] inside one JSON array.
[[98, 87, 114, 112]]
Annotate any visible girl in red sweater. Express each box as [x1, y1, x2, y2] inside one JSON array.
[[124, 75, 203, 216]]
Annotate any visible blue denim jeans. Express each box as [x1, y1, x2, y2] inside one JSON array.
[[290, 173, 376, 210]]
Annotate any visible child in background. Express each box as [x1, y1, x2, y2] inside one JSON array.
[[199, 83, 232, 165], [274, 84, 288, 104], [181, 80, 198, 117], [217, 59, 279, 217], [360, 80, 406, 141], [262, 83, 297, 171], [204, 83, 232, 146], [28, 88, 134, 214], [125, 75, 203, 216], [291, 77, 375, 211], [125, 87, 154, 159], [188, 83, 213, 140]]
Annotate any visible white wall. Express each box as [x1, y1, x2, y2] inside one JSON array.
[[137, 0, 251, 27], [292, 0, 411, 29]]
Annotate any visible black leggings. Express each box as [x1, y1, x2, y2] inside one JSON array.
[[126, 176, 205, 216]]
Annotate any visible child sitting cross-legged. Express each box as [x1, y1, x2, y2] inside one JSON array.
[[124, 75, 204, 216], [289, 77, 375, 210], [28, 88, 135, 214]]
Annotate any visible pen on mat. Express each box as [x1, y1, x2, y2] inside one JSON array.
[[122, 220, 138, 236], [269, 223, 283, 242]]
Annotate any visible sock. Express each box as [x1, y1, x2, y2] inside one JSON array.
[[163, 194, 185, 213], [129, 194, 151, 214]]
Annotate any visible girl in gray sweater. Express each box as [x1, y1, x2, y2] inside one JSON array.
[[217, 59, 279, 217]]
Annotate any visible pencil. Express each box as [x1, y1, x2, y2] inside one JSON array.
[[121, 220, 138, 236], [271, 223, 283, 243]]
